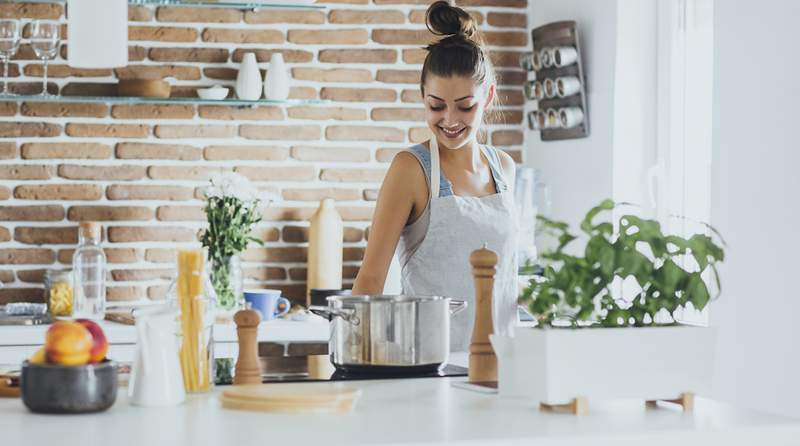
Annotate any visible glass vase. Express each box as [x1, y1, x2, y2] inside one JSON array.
[[209, 254, 243, 313]]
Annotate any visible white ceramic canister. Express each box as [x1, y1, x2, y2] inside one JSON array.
[[559, 107, 585, 128], [556, 76, 581, 98], [236, 52, 262, 101]]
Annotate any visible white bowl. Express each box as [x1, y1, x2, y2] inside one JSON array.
[[197, 86, 229, 100]]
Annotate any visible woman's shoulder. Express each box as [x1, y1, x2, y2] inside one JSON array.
[[484, 145, 516, 180], [387, 144, 429, 183]]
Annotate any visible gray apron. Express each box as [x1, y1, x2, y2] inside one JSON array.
[[400, 138, 518, 352]]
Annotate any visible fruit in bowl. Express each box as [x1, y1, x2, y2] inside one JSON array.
[[76, 319, 109, 363], [45, 321, 93, 366]]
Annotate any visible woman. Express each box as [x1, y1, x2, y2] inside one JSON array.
[[352, 1, 518, 352]]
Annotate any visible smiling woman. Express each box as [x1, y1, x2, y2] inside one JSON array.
[[351, 1, 519, 352]]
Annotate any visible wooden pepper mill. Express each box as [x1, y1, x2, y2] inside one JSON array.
[[468, 244, 498, 384], [233, 308, 262, 385]]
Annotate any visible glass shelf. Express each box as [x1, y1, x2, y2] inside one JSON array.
[[0, 0, 325, 10], [0, 94, 327, 107]]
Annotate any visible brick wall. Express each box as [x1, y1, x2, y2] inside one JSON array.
[[0, 1, 528, 305]]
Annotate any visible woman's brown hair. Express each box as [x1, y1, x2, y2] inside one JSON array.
[[421, 1, 496, 97]]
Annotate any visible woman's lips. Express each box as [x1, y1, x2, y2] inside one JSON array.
[[439, 126, 466, 139]]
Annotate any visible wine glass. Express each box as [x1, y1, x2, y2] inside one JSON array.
[[30, 20, 59, 97], [0, 20, 20, 96]]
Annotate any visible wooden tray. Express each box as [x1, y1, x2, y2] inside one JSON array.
[[220, 383, 360, 413]]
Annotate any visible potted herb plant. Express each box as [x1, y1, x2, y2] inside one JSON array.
[[200, 173, 264, 313], [491, 199, 725, 408]]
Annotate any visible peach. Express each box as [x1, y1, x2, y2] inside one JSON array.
[[45, 321, 92, 366], [29, 346, 46, 365], [76, 319, 108, 363]]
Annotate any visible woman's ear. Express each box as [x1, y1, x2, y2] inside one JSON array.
[[483, 83, 496, 111]]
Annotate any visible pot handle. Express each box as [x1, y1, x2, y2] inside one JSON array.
[[449, 300, 467, 316], [309, 306, 360, 326]]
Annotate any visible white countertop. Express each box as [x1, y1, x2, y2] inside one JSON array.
[[0, 375, 798, 446]]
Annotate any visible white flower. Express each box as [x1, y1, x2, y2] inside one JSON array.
[[204, 172, 259, 204]]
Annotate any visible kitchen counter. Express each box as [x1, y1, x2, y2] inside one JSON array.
[[0, 318, 330, 364], [0, 374, 798, 446]]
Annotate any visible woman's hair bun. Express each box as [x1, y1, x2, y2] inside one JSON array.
[[425, 1, 478, 40]]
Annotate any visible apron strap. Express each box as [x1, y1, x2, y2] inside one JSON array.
[[429, 138, 440, 199]]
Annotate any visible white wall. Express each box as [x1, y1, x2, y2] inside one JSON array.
[[710, 0, 800, 417]]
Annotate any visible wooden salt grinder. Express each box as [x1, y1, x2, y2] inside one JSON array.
[[468, 244, 498, 384], [233, 308, 262, 385]]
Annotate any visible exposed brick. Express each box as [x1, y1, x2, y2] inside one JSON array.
[[128, 5, 153, 22], [15, 227, 77, 245], [57, 248, 142, 265], [1, 229, 11, 243], [201, 28, 283, 44], [198, 106, 283, 121], [20, 102, 107, 118], [289, 87, 318, 100], [156, 205, 204, 221], [147, 285, 169, 301], [290, 146, 370, 162], [491, 51, 528, 68], [58, 165, 147, 181], [0, 249, 55, 265], [14, 184, 103, 201], [68, 206, 154, 222], [288, 29, 368, 45], [60, 82, 118, 97], [58, 45, 147, 63], [329, 10, 404, 24], [326, 126, 404, 142], [376, 69, 421, 84], [112, 268, 175, 282], [409, 127, 434, 143], [408, 9, 484, 24], [0, 3, 62, 19], [0, 142, 15, 160], [107, 184, 194, 201], [371, 107, 424, 122], [148, 166, 229, 181], [281, 225, 364, 244], [0, 122, 61, 138], [21, 143, 111, 160], [108, 226, 196, 243], [204, 145, 288, 161], [497, 89, 524, 106], [0, 165, 53, 180], [0, 187, 9, 200], [242, 247, 307, 263], [256, 227, 281, 242], [486, 110, 523, 125], [231, 49, 313, 64], [321, 87, 397, 103], [243, 267, 287, 281], [202, 67, 238, 81], [282, 188, 362, 202], [115, 143, 202, 161], [235, 166, 316, 182], [483, 31, 528, 47], [65, 123, 151, 139], [0, 64, 19, 80], [107, 286, 146, 302], [261, 207, 316, 221], [337, 206, 374, 221], [497, 70, 527, 86], [320, 168, 387, 183], [376, 148, 403, 163], [156, 6, 243, 23], [129, 26, 199, 42], [115, 65, 201, 81], [319, 49, 396, 64], [148, 47, 230, 63], [0, 102, 15, 117], [487, 12, 527, 28], [372, 29, 431, 45], [344, 247, 365, 261], [154, 125, 237, 139], [286, 106, 365, 121], [507, 150, 523, 163], [491, 130, 524, 146], [0, 288, 44, 304], [401, 89, 422, 103], [244, 10, 325, 24], [239, 125, 321, 141], [402, 49, 426, 65], [145, 248, 176, 263], [364, 189, 379, 201], [16, 269, 46, 284], [291, 68, 372, 83], [111, 104, 195, 120], [0, 205, 64, 221]]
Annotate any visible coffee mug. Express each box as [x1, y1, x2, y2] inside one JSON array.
[[244, 289, 290, 320]]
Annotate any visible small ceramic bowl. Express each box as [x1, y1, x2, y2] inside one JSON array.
[[197, 86, 230, 100], [21, 360, 118, 414]]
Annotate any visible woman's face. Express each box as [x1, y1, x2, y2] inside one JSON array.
[[423, 75, 494, 151]]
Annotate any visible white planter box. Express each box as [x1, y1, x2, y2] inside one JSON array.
[[490, 325, 716, 404]]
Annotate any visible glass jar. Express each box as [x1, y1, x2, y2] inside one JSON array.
[[44, 269, 73, 317], [72, 221, 106, 320]]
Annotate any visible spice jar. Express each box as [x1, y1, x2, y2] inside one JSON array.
[[44, 269, 74, 317]]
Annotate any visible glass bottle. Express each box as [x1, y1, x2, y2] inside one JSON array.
[[72, 221, 106, 319]]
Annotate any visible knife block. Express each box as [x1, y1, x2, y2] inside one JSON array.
[[468, 245, 498, 384]]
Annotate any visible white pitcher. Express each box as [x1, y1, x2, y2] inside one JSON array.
[[236, 52, 262, 101], [129, 306, 185, 407], [264, 52, 290, 101]]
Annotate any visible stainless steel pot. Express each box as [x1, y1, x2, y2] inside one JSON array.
[[309, 295, 467, 373]]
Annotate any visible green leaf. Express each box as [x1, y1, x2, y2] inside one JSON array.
[[580, 199, 614, 234], [686, 272, 711, 311]]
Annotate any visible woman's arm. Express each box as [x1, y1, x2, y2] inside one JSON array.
[[352, 152, 428, 295]]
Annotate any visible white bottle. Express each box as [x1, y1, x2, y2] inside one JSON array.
[[307, 198, 343, 306], [236, 52, 262, 101], [264, 52, 290, 101], [72, 221, 106, 320]]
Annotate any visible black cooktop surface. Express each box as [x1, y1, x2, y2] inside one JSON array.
[[259, 363, 468, 383]]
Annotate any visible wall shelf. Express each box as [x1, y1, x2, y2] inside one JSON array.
[[0, 94, 327, 106], [0, 0, 325, 10]]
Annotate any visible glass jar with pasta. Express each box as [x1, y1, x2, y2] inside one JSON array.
[[44, 269, 74, 317]]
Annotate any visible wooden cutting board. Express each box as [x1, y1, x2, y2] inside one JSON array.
[[220, 383, 360, 413]]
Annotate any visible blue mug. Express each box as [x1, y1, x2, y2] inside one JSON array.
[[243, 289, 291, 321]]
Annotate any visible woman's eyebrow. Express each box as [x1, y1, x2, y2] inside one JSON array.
[[426, 94, 474, 102]]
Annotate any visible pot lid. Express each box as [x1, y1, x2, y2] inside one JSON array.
[[326, 294, 449, 303]]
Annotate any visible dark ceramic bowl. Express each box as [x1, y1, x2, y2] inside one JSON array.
[[21, 360, 118, 414]]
